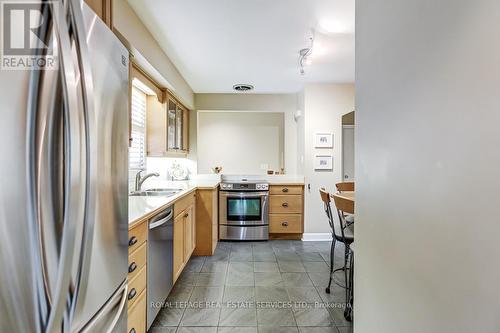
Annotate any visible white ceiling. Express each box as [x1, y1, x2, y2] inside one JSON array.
[[128, 0, 355, 93]]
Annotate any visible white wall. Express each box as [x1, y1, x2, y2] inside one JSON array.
[[303, 84, 355, 234], [296, 90, 305, 175], [356, 1, 500, 332], [197, 112, 284, 174], [113, 0, 194, 108], [195, 93, 298, 175]]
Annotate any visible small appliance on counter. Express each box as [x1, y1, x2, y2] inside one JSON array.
[[219, 175, 269, 240], [168, 160, 189, 180]]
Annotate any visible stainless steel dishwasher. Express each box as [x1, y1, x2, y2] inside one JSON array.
[[147, 206, 174, 329]]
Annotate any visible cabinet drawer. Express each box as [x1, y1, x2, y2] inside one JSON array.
[[128, 289, 146, 333], [128, 242, 147, 281], [174, 191, 196, 218], [269, 185, 303, 195], [269, 214, 303, 233], [269, 195, 303, 214], [128, 220, 147, 254], [127, 266, 146, 308]]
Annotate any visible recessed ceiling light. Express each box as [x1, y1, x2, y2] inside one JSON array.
[[233, 84, 254, 92], [319, 20, 347, 34]]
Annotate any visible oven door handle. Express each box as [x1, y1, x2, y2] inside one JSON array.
[[221, 191, 269, 198]]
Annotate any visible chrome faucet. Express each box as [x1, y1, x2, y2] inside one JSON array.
[[134, 170, 160, 191]]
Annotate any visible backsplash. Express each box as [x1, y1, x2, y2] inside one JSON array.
[[146, 157, 197, 181], [128, 157, 197, 193]]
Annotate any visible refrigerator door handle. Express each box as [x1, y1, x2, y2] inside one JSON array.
[[66, 0, 97, 320], [42, 1, 88, 332], [80, 280, 128, 333]]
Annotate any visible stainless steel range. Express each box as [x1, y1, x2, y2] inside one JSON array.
[[219, 176, 269, 240]]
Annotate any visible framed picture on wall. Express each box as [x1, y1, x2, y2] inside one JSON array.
[[314, 132, 333, 148], [314, 155, 333, 170]]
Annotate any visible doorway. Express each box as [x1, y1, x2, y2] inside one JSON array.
[[342, 111, 355, 181]]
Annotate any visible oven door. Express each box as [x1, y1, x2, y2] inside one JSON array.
[[219, 191, 269, 226]]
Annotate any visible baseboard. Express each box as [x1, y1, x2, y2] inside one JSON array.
[[301, 233, 332, 241]]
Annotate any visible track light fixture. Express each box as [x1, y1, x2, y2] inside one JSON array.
[[299, 30, 315, 75]]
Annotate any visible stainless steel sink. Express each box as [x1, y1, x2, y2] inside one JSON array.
[[129, 188, 182, 197]]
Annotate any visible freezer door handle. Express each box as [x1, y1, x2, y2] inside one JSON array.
[[80, 280, 128, 333], [66, 0, 99, 326]]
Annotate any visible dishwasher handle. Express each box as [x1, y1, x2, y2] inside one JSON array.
[[149, 210, 173, 230]]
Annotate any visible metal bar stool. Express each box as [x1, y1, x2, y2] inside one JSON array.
[[335, 181, 355, 192], [319, 189, 354, 294], [344, 242, 354, 322], [335, 182, 355, 225]]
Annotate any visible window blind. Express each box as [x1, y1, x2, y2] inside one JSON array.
[[129, 86, 147, 171]]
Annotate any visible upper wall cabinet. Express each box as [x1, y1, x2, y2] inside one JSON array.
[[148, 93, 190, 156], [167, 97, 189, 153], [84, 0, 112, 28]]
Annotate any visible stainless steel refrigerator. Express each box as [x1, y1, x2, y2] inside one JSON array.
[[0, 1, 129, 332]]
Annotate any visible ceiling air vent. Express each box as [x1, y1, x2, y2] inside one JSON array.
[[233, 84, 254, 92]]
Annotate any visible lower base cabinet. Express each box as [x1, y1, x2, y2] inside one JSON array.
[[127, 219, 148, 333], [127, 289, 146, 333], [173, 191, 196, 283], [268, 185, 304, 239], [193, 188, 219, 256], [173, 213, 185, 282]]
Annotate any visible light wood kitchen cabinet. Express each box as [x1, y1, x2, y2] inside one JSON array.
[[146, 96, 167, 157], [166, 96, 189, 153], [127, 218, 148, 333], [84, 0, 112, 27], [127, 289, 146, 333], [184, 204, 196, 260], [173, 192, 196, 283], [269, 185, 304, 239], [194, 187, 219, 256], [148, 94, 190, 156], [173, 213, 185, 282], [269, 195, 303, 214], [127, 266, 146, 309]]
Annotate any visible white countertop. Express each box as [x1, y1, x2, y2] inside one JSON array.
[[128, 179, 219, 226], [128, 175, 304, 226]]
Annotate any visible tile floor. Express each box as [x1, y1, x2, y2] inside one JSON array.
[[149, 240, 353, 333]]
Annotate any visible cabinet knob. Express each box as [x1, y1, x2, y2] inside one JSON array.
[[282, 187, 289, 193], [128, 288, 137, 300], [184, 213, 189, 218], [128, 236, 138, 247], [128, 262, 137, 273], [282, 221, 289, 227], [282, 202, 289, 207]]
